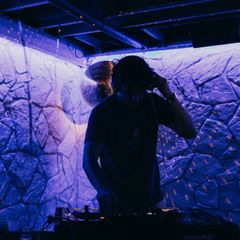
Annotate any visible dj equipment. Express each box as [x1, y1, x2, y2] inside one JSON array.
[[54, 206, 239, 240]]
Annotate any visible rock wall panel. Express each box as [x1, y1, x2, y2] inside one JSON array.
[[0, 37, 94, 231], [0, 36, 240, 231], [143, 45, 240, 227]]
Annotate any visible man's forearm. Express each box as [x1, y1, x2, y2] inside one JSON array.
[[83, 143, 110, 191], [83, 157, 106, 191], [168, 96, 196, 138], [160, 84, 196, 138]]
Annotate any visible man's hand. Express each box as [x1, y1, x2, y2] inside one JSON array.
[[97, 187, 119, 214], [148, 73, 173, 99]]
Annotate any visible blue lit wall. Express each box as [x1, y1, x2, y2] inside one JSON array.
[[0, 35, 97, 231], [95, 48, 240, 225], [0, 21, 240, 231]]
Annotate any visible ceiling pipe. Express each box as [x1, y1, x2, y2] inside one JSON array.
[[142, 28, 164, 41], [40, 20, 83, 29], [49, 0, 147, 49], [0, 0, 49, 13], [74, 35, 101, 49]]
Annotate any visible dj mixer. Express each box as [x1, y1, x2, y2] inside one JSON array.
[[54, 206, 239, 240]]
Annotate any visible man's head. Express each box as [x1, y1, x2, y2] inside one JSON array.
[[111, 55, 154, 107], [112, 55, 153, 93]]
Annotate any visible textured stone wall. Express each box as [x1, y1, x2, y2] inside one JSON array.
[[0, 35, 240, 231], [144, 45, 240, 226], [0, 37, 96, 231]]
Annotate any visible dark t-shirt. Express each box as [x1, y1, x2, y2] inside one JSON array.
[[85, 93, 174, 210]]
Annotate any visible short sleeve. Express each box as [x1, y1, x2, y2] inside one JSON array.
[[84, 107, 105, 143], [151, 93, 175, 126]]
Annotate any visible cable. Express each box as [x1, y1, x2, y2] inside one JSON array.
[[40, 220, 49, 232], [40, 215, 55, 232], [150, 91, 166, 161]]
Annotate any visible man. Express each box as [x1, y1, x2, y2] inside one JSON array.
[[83, 55, 196, 213]]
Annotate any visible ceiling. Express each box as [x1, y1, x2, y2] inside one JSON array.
[[1, 0, 240, 56]]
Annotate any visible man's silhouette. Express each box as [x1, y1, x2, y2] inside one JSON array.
[[83, 55, 196, 213]]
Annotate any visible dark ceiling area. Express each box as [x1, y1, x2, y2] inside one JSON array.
[[1, 0, 240, 56]]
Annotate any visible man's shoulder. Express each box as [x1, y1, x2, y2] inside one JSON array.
[[91, 95, 115, 114]]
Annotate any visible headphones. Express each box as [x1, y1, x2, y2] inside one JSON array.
[[111, 57, 154, 93]]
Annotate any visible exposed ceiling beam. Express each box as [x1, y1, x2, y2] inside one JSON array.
[[46, 7, 240, 37], [106, 1, 240, 28], [74, 35, 101, 49], [43, 0, 240, 37], [0, 0, 49, 13], [35, 0, 216, 30], [124, 9, 240, 29], [111, 0, 217, 17], [49, 0, 147, 49]]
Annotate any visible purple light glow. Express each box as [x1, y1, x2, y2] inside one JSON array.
[[0, 15, 240, 231]]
